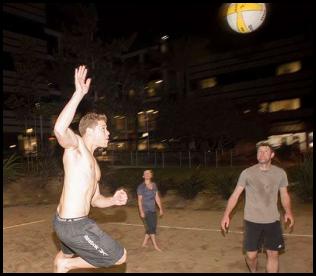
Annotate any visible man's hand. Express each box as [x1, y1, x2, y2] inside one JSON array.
[[112, 189, 128, 206], [75, 65, 91, 96], [284, 212, 294, 228], [220, 215, 230, 233], [140, 211, 145, 218]]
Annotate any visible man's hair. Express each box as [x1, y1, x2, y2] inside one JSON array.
[[78, 112, 107, 136], [256, 141, 274, 152]]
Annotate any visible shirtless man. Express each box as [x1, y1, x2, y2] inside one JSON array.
[[52, 65, 127, 273]]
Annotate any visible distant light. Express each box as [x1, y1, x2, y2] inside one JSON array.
[[161, 35, 169, 40], [243, 109, 251, 114], [155, 80, 163, 84], [9, 144, 16, 148], [137, 111, 144, 115], [153, 110, 159, 114], [48, 137, 56, 141], [309, 142, 313, 148], [146, 109, 154, 113], [26, 128, 33, 133], [142, 132, 149, 138]]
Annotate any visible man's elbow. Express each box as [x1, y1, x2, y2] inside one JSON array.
[[54, 126, 65, 138]]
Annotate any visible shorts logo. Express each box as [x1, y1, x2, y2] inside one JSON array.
[[84, 234, 109, 256]]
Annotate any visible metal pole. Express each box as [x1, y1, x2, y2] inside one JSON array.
[[162, 152, 165, 168], [230, 149, 233, 167], [179, 152, 182, 168], [154, 151, 157, 167], [130, 151, 133, 166], [189, 151, 191, 168], [215, 150, 218, 168]]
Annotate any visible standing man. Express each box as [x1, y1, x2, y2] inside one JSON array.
[[137, 170, 164, 251], [53, 65, 128, 273], [220, 142, 294, 273]]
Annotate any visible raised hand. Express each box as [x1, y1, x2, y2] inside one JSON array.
[[112, 189, 128, 206], [74, 65, 91, 96]]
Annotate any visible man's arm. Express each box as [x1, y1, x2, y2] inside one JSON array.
[[155, 192, 163, 216], [220, 185, 245, 232], [54, 65, 91, 149], [91, 183, 128, 208], [280, 186, 294, 228]]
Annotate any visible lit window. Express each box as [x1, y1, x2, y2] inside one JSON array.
[[128, 89, 135, 97], [200, 78, 217, 89], [259, 98, 300, 113], [148, 88, 156, 97], [276, 61, 301, 76], [114, 116, 125, 130]]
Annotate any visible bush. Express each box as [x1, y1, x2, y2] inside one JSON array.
[[291, 153, 313, 202], [156, 177, 176, 197], [176, 168, 205, 199], [210, 169, 240, 200], [3, 153, 25, 183]]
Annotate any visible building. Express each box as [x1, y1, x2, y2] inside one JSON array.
[[187, 34, 313, 152], [3, 3, 61, 155]]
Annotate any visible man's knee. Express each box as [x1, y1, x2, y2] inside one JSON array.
[[266, 250, 279, 259], [115, 248, 127, 265], [246, 251, 258, 261]]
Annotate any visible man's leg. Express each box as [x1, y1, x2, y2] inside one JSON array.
[[245, 251, 258, 272], [54, 248, 127, 273], [54, 250, 96, 273], [266, 250, 279, 273]]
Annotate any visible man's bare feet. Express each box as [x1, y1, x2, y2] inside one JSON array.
[[54, 251, 71, 273]]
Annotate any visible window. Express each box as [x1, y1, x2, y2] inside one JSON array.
[[276, 61, 302, 76], [114, 116, 126, 131], [259, 98, 300, 113], [199, 77, 217, 89]]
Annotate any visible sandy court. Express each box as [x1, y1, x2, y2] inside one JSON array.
[[3, 203, 313, 273]]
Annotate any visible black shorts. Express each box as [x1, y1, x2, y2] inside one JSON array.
[[53, 214, 124, 268], [143, 211, 157, 234], [244, 220, 285, 252]]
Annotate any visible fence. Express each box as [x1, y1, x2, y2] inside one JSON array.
[[102, 150, 254, 168]]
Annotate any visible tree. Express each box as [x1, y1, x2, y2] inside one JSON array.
[[49, 3, 138, 115]]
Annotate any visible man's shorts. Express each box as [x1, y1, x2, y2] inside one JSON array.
[[53, 214, 124, 267], [244, 220, 285, 252]]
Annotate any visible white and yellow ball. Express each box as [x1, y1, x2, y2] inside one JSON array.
[[226, 3, 267, 34]]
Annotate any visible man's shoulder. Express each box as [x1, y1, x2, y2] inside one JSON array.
[[271, 164, 286, 174], [242, 164, 259, 174]]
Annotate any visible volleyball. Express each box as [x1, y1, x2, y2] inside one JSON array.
[[226, 3, 266, 34]]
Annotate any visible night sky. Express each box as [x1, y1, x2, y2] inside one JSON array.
[[94, 2, 313, 52]]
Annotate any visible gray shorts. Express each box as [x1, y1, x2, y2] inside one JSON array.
[[53, 214, 124, 268]]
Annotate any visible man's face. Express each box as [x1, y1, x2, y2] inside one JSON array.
[[257, 146, 274, 164], [93, 120, 110, 148]]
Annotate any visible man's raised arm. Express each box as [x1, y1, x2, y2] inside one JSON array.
[[54, 65, 91, 149]]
